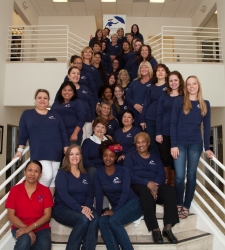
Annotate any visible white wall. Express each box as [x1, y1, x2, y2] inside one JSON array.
[[38, 16, 97, 42], [4, 62, 68, 106], [12, 11, 26, 26]]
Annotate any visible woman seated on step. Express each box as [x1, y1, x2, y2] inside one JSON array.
[[5, 160, 53, 250], [124, 132, 179, 244], [53, 145, 98, 250], [94, 139, 142, 250]]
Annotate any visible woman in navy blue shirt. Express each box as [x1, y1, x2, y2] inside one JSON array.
[[119, 41, 132, 70], [126, 61, 153, 126], [140, 64, 170, 153], [112, 84, 128, 126], [156, 71, 184, 186], [94, 140, 142, 250], [98, 101, 120, 138], [170, 76, 215, 219], [89, 29, 104, 48], [53, 145, 98, 250], [113, 110, 142, 165], [117, 69, 130, 95], [124, 132, 179, 244], [52, 81, 86, 146], [117, 27, 126, 44], [13, 89, 69, 194], [131, 24, 143, 41], [108, 34, 121, 61]]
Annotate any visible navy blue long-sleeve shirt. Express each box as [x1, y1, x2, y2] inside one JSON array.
[[107, 43, 121, 57], [54, 169, 94, 212], [113, 126, 142, 155], [107, 118, 120, 137], [124, 151, 166, 186], [51, 100, 86, 140], [112, 101, 128, 126], [170, 96, 211, 150], [133, 33, 144, 41], [94, 165, 138, 215], [18, 109, 69, 161], [139, 83, 167, 123], [126, 79, 152, 117], [156, 93, 179, 136], [82, 138, 105, 169], [101, 52, 112, 75]]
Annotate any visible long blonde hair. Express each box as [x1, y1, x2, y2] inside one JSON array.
[[183, 76, 207, 116], [117, 69, 130, 87]]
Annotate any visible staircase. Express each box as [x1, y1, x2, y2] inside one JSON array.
[[50, 205, 213, 250]]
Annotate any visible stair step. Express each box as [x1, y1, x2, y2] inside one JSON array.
[[51, 229, 213, 250], [50, 214, 197, 237]]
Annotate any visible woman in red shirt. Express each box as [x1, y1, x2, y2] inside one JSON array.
[[5, 160, 53, 250]]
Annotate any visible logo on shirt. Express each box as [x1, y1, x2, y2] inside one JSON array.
[[37, 195, 44, 202], [82, 90, 88, 94], [126, 133, 132, 138], [124, 106, 128, 110], [149, 160, 156, 165], [49, 116, 56, 119], [91, 67, 95, 70], [197, 104, 200, 108], [83, 179, 88, 185], [65, 104, 71, 107], [81, 76, 87, 79], [146, 84, 151, 87], [113, 177, 121, 184], [162, 87, 167, 91], [108, 125, 112, 129]]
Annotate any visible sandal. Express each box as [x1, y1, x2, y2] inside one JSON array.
[[177, 206, 183, 218], [180, 207, 189, 219]]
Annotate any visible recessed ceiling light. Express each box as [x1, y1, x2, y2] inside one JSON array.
[[101, 0, 116, 2], [150, 0, 165, 3], [53, 0, 68, 2]]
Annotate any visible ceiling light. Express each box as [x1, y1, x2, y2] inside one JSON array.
[[215, 10, 217, 14], [101, 0, 116, 2], [150, 0, 165, 3], [53, 0, 68, 2]]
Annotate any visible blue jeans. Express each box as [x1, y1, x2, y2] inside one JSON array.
[[12, 228, 51, 250], [145, 119, 159, 154], [53, 206, 98, 250], [174, 143, 203, 209], [99, 198, 142, 250]]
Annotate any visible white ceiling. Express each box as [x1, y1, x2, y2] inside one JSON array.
[[30, 0, 202, 27]]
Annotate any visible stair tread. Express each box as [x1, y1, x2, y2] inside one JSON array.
[[51, 229, 212, 244]]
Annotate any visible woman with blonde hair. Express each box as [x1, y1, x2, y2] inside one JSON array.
[[170, 76, 215, 219], [117, 69, 130, 95], [117, 27, 126, 44], [126, 61, 153, 126], [81, 46, 103, 96], [53, 145, 98, 250]]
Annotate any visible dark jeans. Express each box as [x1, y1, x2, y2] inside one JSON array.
[[131, 184, 179, 231], [53, 206, 98, 250], [99, 198, 142, 250], [12, 228, 51, 250], [174, 143, 203, 209], [145, 119, 159, 154]]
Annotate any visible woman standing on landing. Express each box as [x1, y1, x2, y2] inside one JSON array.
[[156, 71, 184, 186], [170, 76, 215, 219]]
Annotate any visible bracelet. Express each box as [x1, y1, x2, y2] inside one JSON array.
[[17, 148, 24, 153]]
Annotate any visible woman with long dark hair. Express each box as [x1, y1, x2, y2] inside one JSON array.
[[89, 29, 103, 48]]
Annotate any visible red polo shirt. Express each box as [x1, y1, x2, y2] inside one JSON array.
[[5, 181, 54, 232]]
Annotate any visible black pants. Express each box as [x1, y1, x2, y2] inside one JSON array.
[[131, 184, 179, 231], [158, 135, 174, 170]]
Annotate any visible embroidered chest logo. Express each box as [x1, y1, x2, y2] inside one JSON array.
[[197, 104, 200, 108], [108, 125, 112, 129], [124, 106, 128, 110], [149, 160, 156, 165], [82, 90, 88, 94], [37, 195, 44, 202], [65, 104, 71, 107], [146, 84, 151, 87], [162, 87, 167, 91], [83, 179, 88, 185], [81, 76, 86, 79], [49, 116, 56, 119], [113, 177, 121, 184], [126, 133, 132, 138]]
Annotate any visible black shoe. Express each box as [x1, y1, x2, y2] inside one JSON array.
[[163, 230, 178, 244], [152, 230, 163, 244]]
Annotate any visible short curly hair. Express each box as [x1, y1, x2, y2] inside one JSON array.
[[99, 139, 121, 158]]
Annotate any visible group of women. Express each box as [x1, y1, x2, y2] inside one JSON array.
[[6, 24, 215, 250]]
